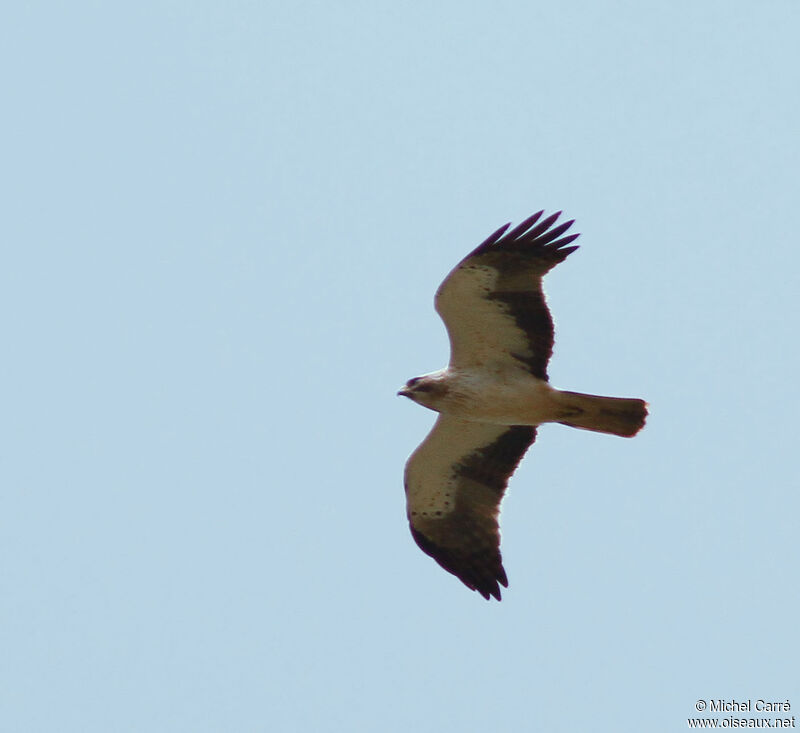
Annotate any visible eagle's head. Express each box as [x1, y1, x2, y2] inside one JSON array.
[[397, 373, 449, 411]]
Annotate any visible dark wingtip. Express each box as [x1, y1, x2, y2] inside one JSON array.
[[410, 526, 509, 602], [536, 219, 574, 245], [502, 210, 544, 240], [552, 232, 580, 248], [473, 563, 508, 601], [525, 211, 562, 240], [477, 222, 512, 250], [477, 584, 501, 601], [467, 208, 582, 260]]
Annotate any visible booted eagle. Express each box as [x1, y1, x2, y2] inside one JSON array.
[[399, 210, 647, 600]]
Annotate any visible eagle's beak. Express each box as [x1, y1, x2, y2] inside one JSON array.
[[397, 387, 411, 398]]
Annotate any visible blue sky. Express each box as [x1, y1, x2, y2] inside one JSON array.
[[2, 2, 798, 731]]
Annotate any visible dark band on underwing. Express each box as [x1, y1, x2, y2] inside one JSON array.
[[455, 426, 537, 494], [488, 290, 555, 379]]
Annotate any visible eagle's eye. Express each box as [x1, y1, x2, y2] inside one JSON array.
[[407, 377, 421, 387], [415, 383, 433, 393]]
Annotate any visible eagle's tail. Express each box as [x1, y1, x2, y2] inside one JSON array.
[[554, 391, 648, 438]]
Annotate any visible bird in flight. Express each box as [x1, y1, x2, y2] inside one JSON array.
[[399, 210, 647, 600]]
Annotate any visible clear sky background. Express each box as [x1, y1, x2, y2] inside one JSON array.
[[2, 2, 798, 731]]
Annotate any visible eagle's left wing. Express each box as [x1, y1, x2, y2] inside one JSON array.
[[404, 415, 536, 600], [435, 211, 579, 381]]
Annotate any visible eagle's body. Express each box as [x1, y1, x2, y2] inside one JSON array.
[[403, 367, 561, 425], [399, 210, 647, 601]]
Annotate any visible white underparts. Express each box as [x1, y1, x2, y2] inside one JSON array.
[[428, 368, 564, 426]]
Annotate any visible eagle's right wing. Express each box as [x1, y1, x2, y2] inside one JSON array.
[[404, 416, 536, 600]]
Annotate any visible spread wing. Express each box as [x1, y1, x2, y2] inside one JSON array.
[[435, 211, 579, 380], [404, 415, 536, 600]]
